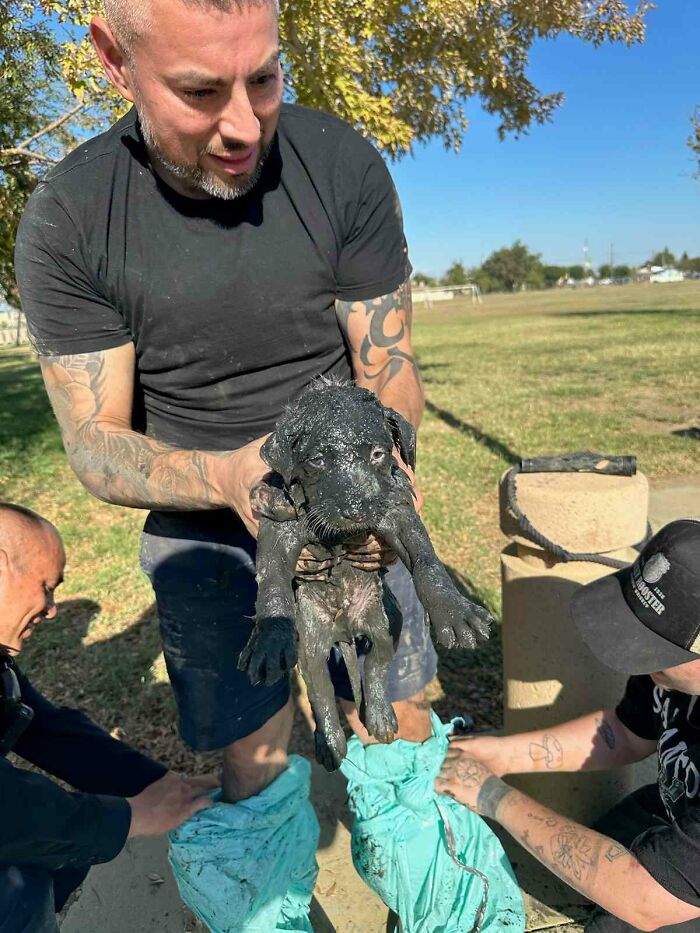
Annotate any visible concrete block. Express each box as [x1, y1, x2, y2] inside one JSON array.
[[500, 470, 649, 554], [500, 543, 639, 825]]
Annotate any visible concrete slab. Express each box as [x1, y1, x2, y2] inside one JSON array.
[[648, 475, 700, 529], [59, 836, 193, 933]]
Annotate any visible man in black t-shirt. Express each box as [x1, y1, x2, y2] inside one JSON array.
[[14, 0, 439, 921], [437, 519, 700, 932], [0, 503, 215, 932]]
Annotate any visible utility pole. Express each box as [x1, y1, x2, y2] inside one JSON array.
[[583, 240, 592, 278]]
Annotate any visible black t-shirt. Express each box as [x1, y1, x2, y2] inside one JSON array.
[[613, 675, 700, 918], [14, 105, 411, 450]]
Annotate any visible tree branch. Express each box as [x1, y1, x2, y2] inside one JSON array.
[[15, 100, 87, 151], [0, 148, 60, 164]]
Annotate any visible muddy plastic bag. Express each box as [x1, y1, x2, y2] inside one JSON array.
[[340, 713, 525, 932], [168, 755, 319, 933]]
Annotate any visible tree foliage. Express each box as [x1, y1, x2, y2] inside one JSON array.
[[412, 272, 438, 287], [0, 0, 652, 299], [442, 261, 469, 287], [474, 240, 542, 292], [690, 107, 700, 179], [35, 0, 651, 158], [648, 248, 676, 267], [0, 2, 116, 301]]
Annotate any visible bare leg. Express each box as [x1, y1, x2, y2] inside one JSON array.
[[340, 689, 432, 745], [222, 696, 295, 802]]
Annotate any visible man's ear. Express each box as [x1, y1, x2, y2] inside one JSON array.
[[90, 16, 136, 103], [260, 431, 295, 485], [383, 408, 416, 470]]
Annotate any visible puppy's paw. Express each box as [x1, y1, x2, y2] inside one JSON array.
[[315, 727, 347, 772], [364, 697, 398, 744], [427, 595, 492, 650], [237, 617, 297, 686]]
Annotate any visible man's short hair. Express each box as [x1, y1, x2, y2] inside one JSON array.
[[103, 0, 280, 54], [0, 503, 53, 570], [0, 502, 46, 529]]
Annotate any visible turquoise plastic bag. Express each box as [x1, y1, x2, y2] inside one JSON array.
[[340, 713, 525, 932], [168, 755, 319, 933]]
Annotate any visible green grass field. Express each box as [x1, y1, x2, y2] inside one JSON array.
[[1, 281, 698, 765]]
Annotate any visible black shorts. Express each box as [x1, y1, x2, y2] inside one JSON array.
[[140, 510, 438, 751]]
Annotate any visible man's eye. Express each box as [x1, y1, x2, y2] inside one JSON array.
[[252, 73, 276, 87], [182, 88, 216, 99]]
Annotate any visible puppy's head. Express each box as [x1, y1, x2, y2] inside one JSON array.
[[262, 381, 415, 537]]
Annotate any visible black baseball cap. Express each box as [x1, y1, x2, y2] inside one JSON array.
[[571, 519, 700, 675]]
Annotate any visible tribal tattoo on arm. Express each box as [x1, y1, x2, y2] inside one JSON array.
[[335, 279, 422, 400], [40, 350, 232, 510]]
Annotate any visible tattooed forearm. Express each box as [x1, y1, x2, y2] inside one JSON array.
[[528, 733, 564, 770], [476, 776, 513, 819], [548, 823, 602, 883], [495, 790, 639, 915], [41, 352, 231, 510]]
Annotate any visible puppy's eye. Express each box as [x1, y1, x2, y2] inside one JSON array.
[[305, 454, 325, 470], [370, 447, 388, 465]]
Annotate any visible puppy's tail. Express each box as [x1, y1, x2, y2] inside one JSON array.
[[337, 641, 363, 710]]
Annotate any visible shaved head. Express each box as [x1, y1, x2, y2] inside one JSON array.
[[0, 504, 65, 653], [103, 0, 279, 53], [0, 503, 57, 571]]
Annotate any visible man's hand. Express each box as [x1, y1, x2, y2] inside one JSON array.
[[443, 735, 515, 778], [221, 437, 271, 537], [343, 533, 397, 571], [127, 772, 219, 837], [394, 452, 424, 514], [294, 534, 397, 579], [436, 748, 496, 813]]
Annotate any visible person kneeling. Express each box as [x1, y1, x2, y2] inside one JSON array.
[[0, 503, 216, 933], [437, 520, 700, 932]]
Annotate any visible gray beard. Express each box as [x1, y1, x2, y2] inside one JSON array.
[[138, 108, 270, 201]]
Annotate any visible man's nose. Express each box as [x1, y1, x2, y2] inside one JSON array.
[[218, 86, 261, 148]]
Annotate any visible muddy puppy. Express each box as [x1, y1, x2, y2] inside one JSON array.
[[238, 381, 492, 770]]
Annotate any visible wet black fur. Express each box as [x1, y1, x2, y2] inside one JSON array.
[[238, 381, 492, 771]]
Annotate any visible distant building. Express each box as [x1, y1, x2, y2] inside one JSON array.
[[649, 268, 685, 284]]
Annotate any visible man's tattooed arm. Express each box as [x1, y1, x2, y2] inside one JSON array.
[[493, 789, 696, 929], [335, 278, 424, 426], [39, 345, 267, 529]]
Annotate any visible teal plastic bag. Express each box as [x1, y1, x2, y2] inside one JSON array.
[[340, 713, 525, 932], [168, 755, 319, 933]]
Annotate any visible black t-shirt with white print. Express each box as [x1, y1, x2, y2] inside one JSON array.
[[599, 675, 700, 929]]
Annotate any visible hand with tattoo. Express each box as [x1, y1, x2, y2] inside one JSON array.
[[442, 735, 514, 777], [435, 746, 513, 819]]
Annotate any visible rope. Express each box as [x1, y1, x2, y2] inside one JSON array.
[[505, 452, 651, 569]]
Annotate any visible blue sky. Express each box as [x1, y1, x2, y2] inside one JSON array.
[[390, 1, 700, 277]]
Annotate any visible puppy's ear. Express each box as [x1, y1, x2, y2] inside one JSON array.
[[384, 407, 416, 470], [260, 431, 295, 485]]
